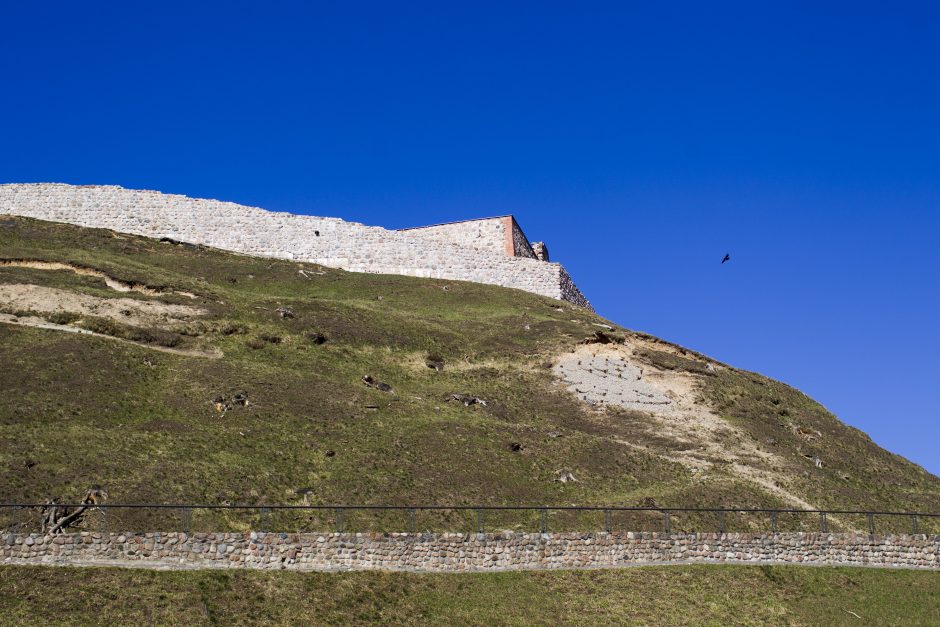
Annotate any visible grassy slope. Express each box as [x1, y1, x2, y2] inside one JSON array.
[[0, 216, 938, 534], [0, 565, 937, 625]]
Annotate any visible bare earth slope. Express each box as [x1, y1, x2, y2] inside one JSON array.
[[1, 216, 937, 533]]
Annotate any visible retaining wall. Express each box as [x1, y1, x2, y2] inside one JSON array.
[[0, 184, 591, 309], [3, 532, 937, 572]]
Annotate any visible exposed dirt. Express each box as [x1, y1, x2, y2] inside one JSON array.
[[0, 259, 198, 298], [0, 284, 205, 329], [552, 338, 819, 511]]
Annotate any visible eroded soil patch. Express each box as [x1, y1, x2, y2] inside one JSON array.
[[0, 284, 205, 329], [552, 338, 819, 511], [0, 259, 197, 298]]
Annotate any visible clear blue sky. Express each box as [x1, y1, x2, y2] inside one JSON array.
[[2, 2, 938, 476]]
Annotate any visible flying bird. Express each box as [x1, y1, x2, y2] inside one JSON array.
[[721, 254, 730, 264]]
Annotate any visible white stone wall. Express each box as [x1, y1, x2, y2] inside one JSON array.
[[402, 218, 510, 256], [0, 184, 590, 309]]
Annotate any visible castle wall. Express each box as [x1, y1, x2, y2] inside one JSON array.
[[401, 217, 510, 256], [507, 217, 538, 259], [3, 531, 937, 572], [0, 184, 590, 309], [531, 241, 549, 262], [559, 266, 590, 309]]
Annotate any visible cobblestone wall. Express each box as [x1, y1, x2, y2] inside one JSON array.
[[3, 532, 937, 572], [0, 184, 590, 309]]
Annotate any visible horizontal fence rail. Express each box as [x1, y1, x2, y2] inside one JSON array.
[[2, 504, 938, 536]]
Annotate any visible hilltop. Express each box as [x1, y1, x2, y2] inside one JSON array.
[[0, 215, 937, 533], [0, 183, 590, 307]]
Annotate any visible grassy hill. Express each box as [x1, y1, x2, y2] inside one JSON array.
[[1, 215, 938, 534], [1, 564, 938, 626]]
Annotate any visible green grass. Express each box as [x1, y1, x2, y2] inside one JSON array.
[[0, 564, 937, 625], [0, 216, 938, 535]]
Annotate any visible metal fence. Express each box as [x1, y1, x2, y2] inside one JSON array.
[[2, 504, 938, 536]]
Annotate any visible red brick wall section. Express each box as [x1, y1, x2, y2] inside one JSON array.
[[501, 216, 516, 256]]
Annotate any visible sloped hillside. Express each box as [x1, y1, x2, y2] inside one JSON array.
[[0, 216, 937, 532], [1, 564, 939, 625]]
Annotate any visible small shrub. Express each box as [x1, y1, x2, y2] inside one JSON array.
[[219, 323, 246, 336], [245, 338, 267, 350], [133, 329, 182, 348], [306, 331, 327, 345], [45, 311, 81, 325], [78, 316, 182, 347], [177, 323, 208, 337], [79, 317, 125, 337]]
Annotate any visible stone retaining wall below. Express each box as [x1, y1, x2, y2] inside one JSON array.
[[3, 532, 937, 572]]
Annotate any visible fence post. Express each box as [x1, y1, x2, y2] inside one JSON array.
[[93, 505, 104, 534], [335, 508, 344, 533], [408, 508, 416, 534], [820, 512, 828, 533], [604, 509, 611, 533], [770, 511, 778, 533], [476, 509, 484, 534], [181, 507, 192, 534], [912, 515, 919, 535], [718, 510, 726, 534], [540, 508, 548, 534], [663, 511, 671, 534], [259, 507, 269, 533], [867, 513, 875, 535]]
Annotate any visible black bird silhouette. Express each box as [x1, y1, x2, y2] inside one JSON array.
[[721, 254, 730, 264]]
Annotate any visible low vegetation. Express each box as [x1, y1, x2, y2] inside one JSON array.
[[0, 564, 937, 625], [0, 216, 937, 535]]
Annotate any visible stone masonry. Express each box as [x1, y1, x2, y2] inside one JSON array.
[[3, 532, 937, 572], [554, 354, 673, 408], [0, 184, 591, 309]]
